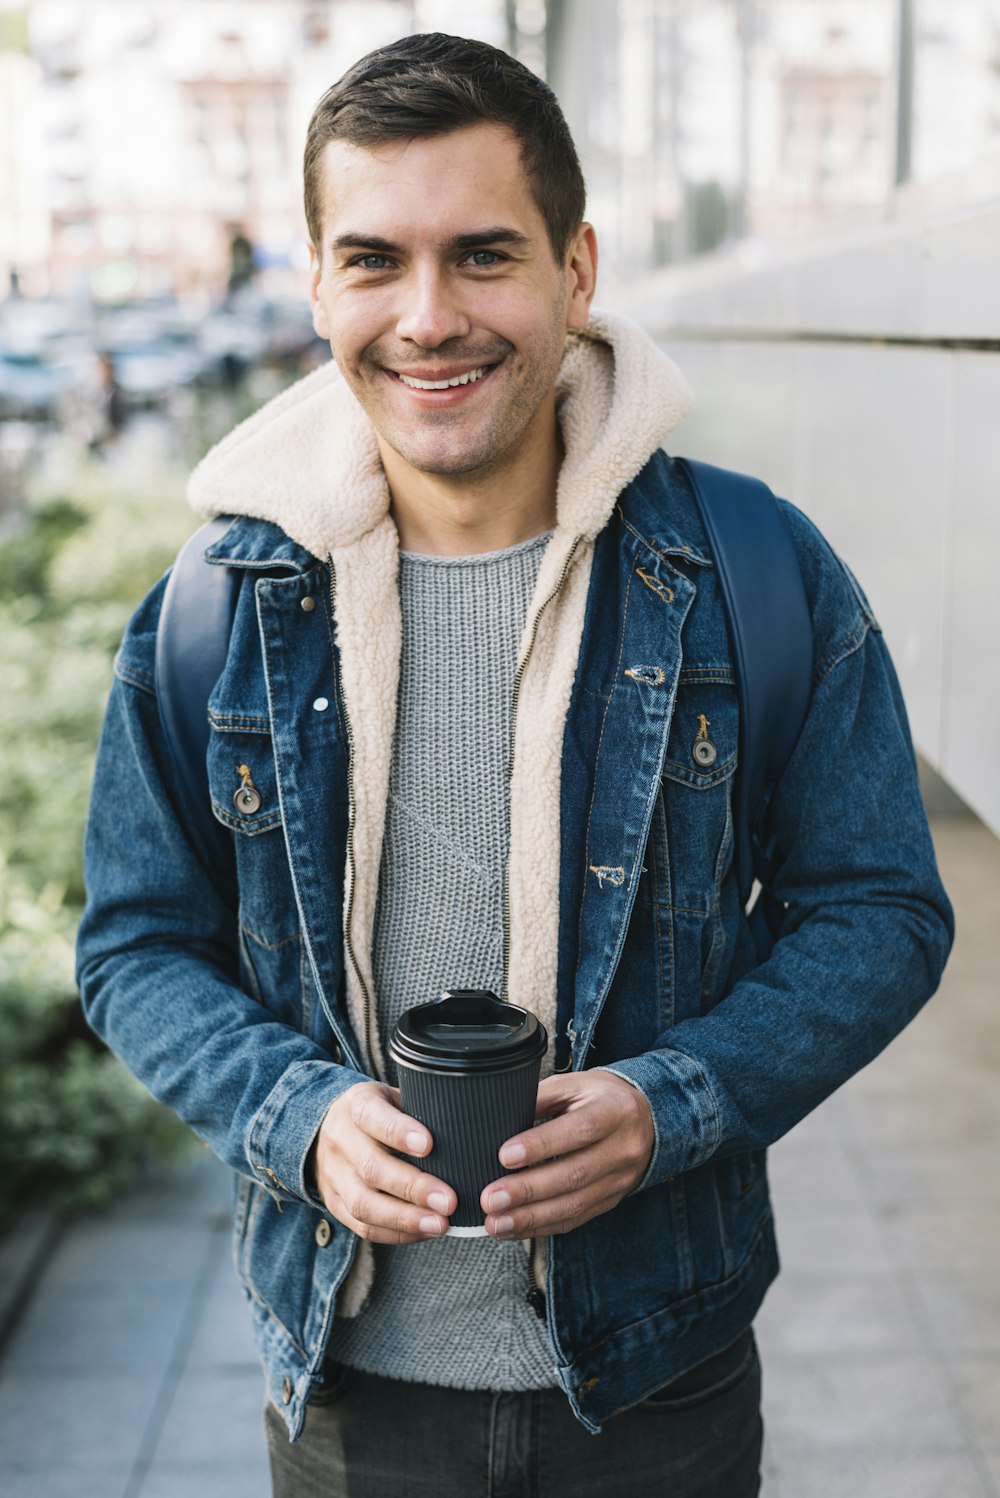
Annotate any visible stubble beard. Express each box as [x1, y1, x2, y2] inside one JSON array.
[[363, 310, 568, 481]]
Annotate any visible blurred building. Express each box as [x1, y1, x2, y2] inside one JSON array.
[[550, 0, 1000, 277], [0, 0, 522, 302], [552, 0, 1000, 837]]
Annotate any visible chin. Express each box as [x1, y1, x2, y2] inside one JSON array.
[[389, 439, 505, 478]]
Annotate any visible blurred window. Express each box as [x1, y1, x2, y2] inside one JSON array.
[[555, 0, 1000, 278], [910, 0, 1000, 181]]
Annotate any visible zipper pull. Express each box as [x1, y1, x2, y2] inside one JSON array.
[[527, 1287, 546, 1321]]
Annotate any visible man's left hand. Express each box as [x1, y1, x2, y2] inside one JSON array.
[[481, 1070, 655, 1239]]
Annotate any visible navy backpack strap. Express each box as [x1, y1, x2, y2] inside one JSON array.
[[155, 515, 240, 889], [675, 458, 813, 956]]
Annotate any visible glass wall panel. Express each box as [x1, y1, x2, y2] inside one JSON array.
[[911, 0, 1000, 182]]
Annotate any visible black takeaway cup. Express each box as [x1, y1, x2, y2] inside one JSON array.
[[389, 989, 548, 1236]]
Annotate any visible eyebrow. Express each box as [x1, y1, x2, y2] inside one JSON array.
[[330, 227, 532, 255]]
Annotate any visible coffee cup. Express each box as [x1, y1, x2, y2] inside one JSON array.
[[389, 989, 547, 1236]]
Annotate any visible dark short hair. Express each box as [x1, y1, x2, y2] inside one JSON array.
[[303, 32, 586, 263]]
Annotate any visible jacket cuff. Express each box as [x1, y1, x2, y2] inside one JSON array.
[[599, 1046, 721, 1190], [246, 1057, 370, 1207]]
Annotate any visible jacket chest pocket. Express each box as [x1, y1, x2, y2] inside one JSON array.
[[207, 718, 307, 1028], [657, 675, 738, 1018]]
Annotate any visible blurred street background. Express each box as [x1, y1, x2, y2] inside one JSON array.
[[0, 2, 998, 1495]]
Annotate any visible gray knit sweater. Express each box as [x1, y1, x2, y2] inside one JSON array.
[[328, 530, 560, 1389]]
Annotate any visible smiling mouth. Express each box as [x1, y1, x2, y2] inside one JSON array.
[[393, 365, 495, 391]]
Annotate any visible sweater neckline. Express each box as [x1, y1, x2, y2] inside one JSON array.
[[398, 529, 554, 567]]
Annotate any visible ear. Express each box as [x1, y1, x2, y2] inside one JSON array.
[[564, 223, 598, 331], [308, 242, 330, 340]]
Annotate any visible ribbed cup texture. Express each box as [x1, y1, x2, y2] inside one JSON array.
[[398, 1059, 542, 1228]]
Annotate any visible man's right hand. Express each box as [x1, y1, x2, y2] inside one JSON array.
[[309, 1081, 456, 1244]]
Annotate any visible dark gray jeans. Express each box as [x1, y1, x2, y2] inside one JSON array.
[[265, 1326, 762, 1497]]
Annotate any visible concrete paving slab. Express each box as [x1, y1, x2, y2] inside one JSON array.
[[0, 1370, 162, 1469], [142, 1368, 269, 1469], [878, 1202, 1000, 1274], [982, 1446, 1000, 1492], [769, 1197, 898, 1275], [0, 1467, 132, 1498], [853, 1141, 1000, 1205], [183, 1248, 258, 1372], [833, 1076, 1000, 1149], [949, 1355, 1000, 1445], [766, 1137, 870, 1202], [765, 1448, 991, 1498], [135, 1463, 272, 1498], [113, 1149, 235, 1224], [910, 1270, 1000, 1357], [0, 1285, 187, 1375], [756, 1272, 928, 1356], [0, 1209, 60, 1350], [40, 1220, 209, 1293], [759, 1351, 966, 1451]]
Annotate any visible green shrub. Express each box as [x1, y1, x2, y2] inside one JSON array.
[[0, 446, 202, 1227]]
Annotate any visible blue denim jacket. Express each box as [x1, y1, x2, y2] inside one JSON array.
[[76, 450, 953, 1438]]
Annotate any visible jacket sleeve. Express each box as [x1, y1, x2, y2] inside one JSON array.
[[75, 577, 369, 1208], [605, 505, 955, 1189]]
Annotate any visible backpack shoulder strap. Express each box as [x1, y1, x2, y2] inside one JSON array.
[[155, 515, 240, 887], [675, 458, 813, 950]]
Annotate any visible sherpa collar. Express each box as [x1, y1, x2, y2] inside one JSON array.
[[187, 310, 692, 548]]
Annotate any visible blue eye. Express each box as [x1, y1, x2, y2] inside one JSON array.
[[355, 255, 391, 270], [467, 250, 504, 267]]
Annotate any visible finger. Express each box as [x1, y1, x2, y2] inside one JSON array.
[[344, 1137, 457, 1218], [485, 1185, 623, 1240], [348, 1085, 435, 1158], [480, 1142, 626, 1216], [498, 1095, 616, 1170], [338, 1183, 451, 1244], [336, 1204, 442, 1246]]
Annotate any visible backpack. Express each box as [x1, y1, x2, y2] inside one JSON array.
[[154, 459, 813, 962]]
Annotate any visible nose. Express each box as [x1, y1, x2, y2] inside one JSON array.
[[394, 266, 471, 348]]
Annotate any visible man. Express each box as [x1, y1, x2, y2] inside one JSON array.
[[77, 32, 953, 1497]]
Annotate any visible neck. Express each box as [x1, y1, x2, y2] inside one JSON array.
[[379, 407, 561, 557]]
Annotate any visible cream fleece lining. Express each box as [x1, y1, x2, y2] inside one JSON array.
[[188, 310, 692, 1315]]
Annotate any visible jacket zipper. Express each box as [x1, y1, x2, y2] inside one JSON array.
[[327, 555, 379, 1079], [527, 1236, 547, 1320], [501, 532, 583, 1329], [501, 534, 583, 998]]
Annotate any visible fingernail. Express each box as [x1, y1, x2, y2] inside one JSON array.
[[419, 1215, 443, 1234], [494, 1215, 514, 1235], [406, 1132, 428, 1153], [489, 1190, 511, 1212], [427, 1192, 450, 1214], [500, 1144, 525, 1167]]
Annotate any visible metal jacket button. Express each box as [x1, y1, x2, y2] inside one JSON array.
[[692, 738, 718, 768], [234, 764, 261, 814], [282, 1376, 293, 1404], [315, 1218, 332, 1247], [300, 596, 316, 612]]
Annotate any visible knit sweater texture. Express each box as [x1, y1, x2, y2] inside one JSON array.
[[328, 530, 560, 1389]]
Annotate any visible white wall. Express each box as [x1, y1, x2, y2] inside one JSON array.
[[606, 197, 1000, 837]]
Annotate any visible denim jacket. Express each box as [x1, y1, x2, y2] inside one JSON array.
[[77, 322, 953, 1440]]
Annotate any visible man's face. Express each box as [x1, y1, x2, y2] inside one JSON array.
[[308, 123, 595, 484]]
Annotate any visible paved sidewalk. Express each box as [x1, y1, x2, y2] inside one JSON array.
[[0, 809, 996, 1497]]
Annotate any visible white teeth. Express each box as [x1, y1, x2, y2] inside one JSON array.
[[397, 366, 489, 390]]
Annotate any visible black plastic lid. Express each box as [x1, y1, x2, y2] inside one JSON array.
[[388, 989, 547, 1074]]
